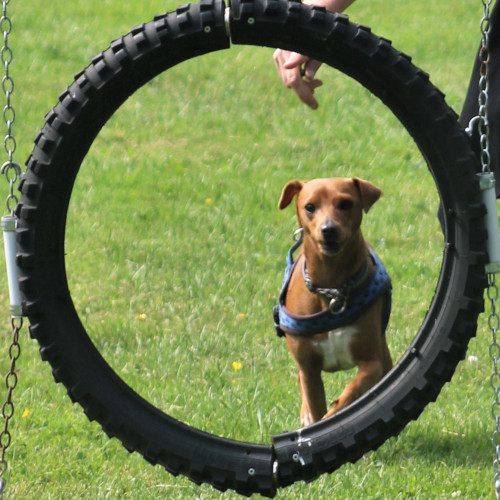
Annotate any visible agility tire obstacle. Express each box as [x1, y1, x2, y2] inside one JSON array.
[[15, 0, 486, 496]]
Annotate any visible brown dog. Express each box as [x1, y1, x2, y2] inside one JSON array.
[[275, 177, 392, 426]]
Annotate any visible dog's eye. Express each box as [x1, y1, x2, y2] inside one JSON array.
[[337, 199, 354, 211], [304, 203, 316, 214]]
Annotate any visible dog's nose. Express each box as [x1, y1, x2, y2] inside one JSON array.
[[321, 221, 339, 241]]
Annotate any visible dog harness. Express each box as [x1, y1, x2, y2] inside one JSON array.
[[273, 231, 392, 337]]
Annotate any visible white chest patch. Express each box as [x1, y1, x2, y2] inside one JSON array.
[[311, 326, 357, 372]]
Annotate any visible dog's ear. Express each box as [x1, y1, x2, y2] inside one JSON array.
[[353, 177, 382, 213], [278, 180, 304, 209]]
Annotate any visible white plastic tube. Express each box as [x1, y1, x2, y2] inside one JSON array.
[[2, 215, 23, 317], [479, 172, 500, 274]]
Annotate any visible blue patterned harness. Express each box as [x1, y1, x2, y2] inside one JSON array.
[[273, 233, 392, 337]]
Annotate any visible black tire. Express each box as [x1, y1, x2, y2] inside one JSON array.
[[15, 0, 486, 496]]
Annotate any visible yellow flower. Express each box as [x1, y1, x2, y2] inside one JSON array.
[[138, 313, 146, 320], [238, 313, 246, 319], [205, 198, 213, 205], [22, 408, 30, 418], [232, 361, 242, 371]]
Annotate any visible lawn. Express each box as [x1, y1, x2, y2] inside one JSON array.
[[0, 0, 495, 498]]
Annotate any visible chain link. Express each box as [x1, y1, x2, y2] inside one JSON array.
[[0, 0, 19, 216]]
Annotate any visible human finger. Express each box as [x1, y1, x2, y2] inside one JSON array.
[[274, 49, 322, 109]]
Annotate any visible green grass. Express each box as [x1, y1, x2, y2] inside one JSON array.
[[0, 0, 495, 498]]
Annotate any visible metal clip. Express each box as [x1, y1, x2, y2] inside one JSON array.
[[466, 115, 481, 137], [293, 227, 304, 242]]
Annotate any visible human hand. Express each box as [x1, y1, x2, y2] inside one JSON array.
[[272, 0, 355, 109], [273, 49, 323, 110]]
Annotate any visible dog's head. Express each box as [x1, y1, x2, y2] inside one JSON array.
[[278, 177, 381, 257]]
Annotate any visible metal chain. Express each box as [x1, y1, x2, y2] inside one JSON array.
[[0, 2, 20, 498], [0, 317, 20, 500], [479, 0, 493, 174], [0, 0, 20, 216], [488, 275, 500, 498]]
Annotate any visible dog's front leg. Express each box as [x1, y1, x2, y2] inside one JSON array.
[[298, 368, 327, 426], [322, 359, 384, 419]]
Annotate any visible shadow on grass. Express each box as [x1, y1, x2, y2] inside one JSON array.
[[381, 424, 492, 467]]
